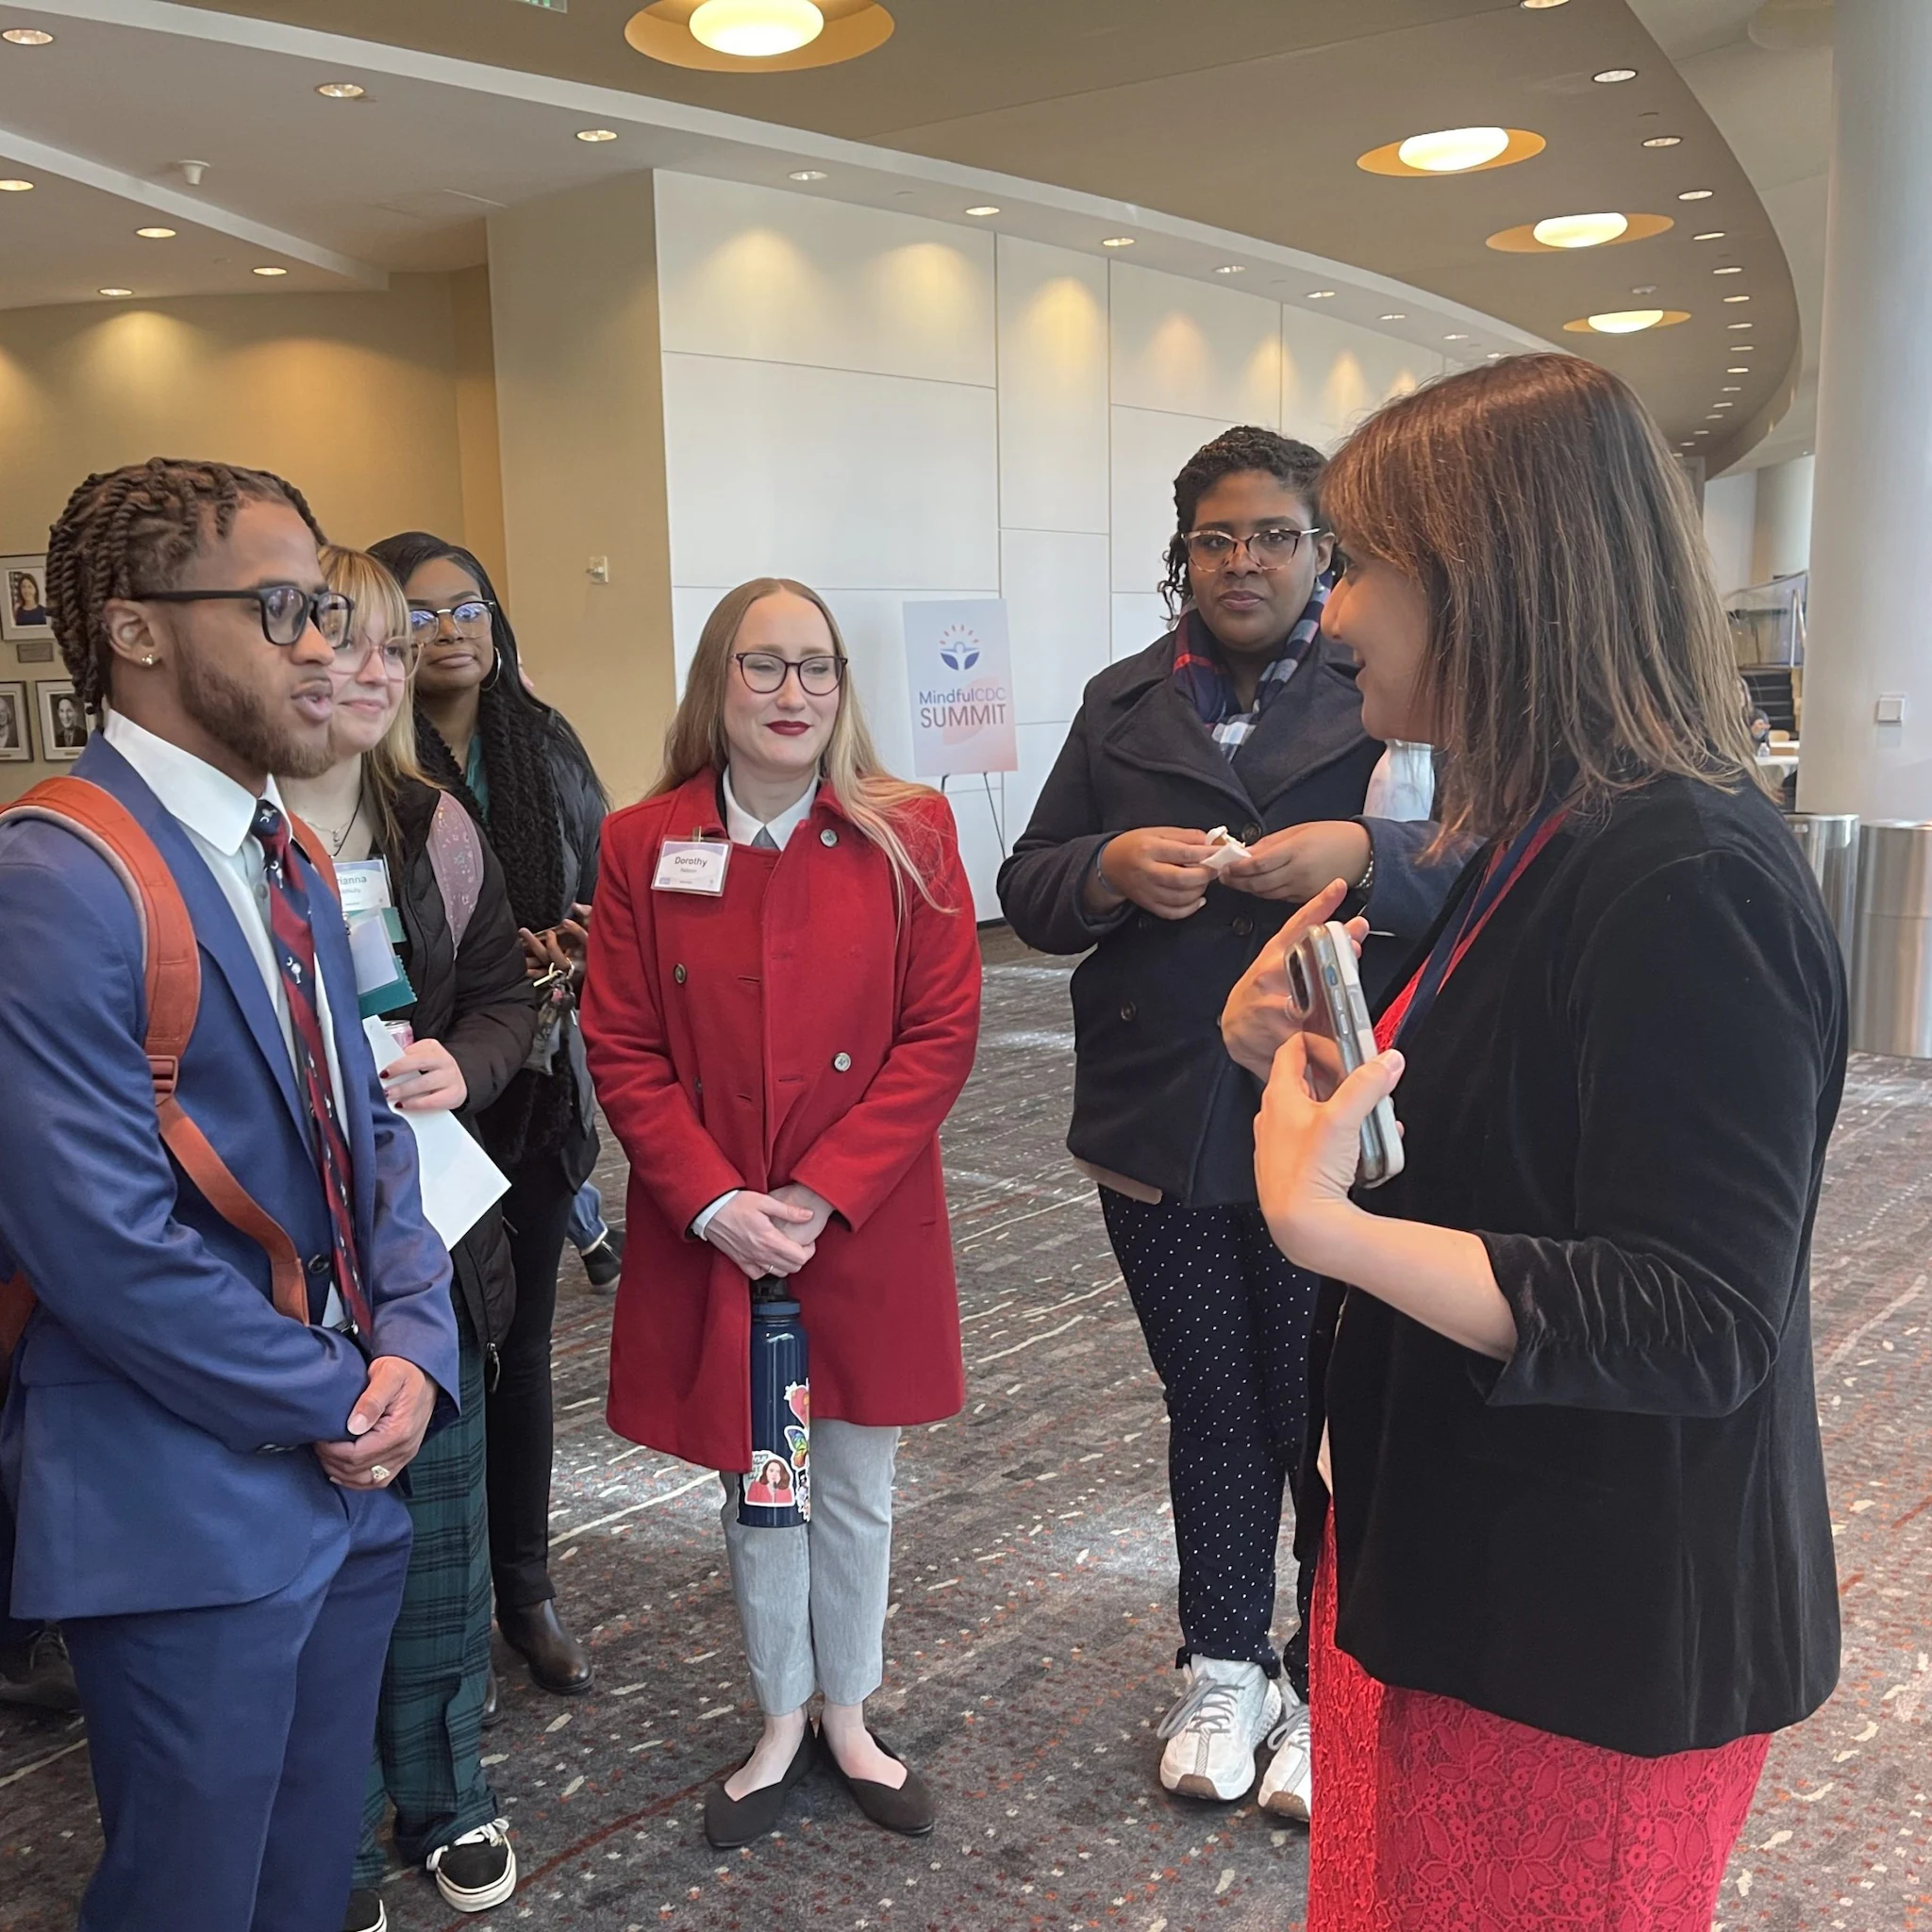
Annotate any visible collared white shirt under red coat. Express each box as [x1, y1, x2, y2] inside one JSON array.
[[580, 768, 984, 1474]]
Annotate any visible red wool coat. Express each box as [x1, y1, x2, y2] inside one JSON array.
[[581, 770, 983, 1472]]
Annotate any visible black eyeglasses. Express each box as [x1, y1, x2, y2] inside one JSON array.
[[1184, 526, 1328, 571], [407, 599, 493, 636], [138, 584, 355, 647], [734, 651, 845, 697]]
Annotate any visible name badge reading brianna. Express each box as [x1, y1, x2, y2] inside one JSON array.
[[653, 838, 731, 896]]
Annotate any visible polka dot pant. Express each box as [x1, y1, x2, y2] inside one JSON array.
[[1101, 1188, 1316, 1694]]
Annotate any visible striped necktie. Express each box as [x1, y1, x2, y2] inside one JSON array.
[[251, 800, 373, 1335]]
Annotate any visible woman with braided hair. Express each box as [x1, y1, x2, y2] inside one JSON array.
[[369, 532, 606, 1699]]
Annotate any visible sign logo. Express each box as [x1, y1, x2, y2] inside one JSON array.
[[939, 624, 981, 673]]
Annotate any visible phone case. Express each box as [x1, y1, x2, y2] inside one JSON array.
[[1286, 921, 1405, 1188]]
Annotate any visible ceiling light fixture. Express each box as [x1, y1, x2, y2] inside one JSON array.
[[965, 205, 1000, 218], [1581, 308, 1666, 333], [1444, 332, 1471, 341], [98, 287, 133, 298], [2, 26, 53, 43], [1520, 0, 1570, 8], [0, 177, 31, 192], [1727, 366, 1750, 373], [1593, 67, 1638, 83], [1642, 135, 1682, 148], [1722, 386, 1742, 392], [1728, 321, 1753, 329], [1723, 292, 1751, 303], [788, 169, 827, 181], [1631, 284, 1658, 295], [576, 127, 619, 142], [252, 265, 289, 277], [1397, 125, 1510, 172], [1531, 210, 1629, 248], [1379, 312, 1407, 322], [1306, 288, 1336, 298], [1678, 189, 1714, 201], [1693, 230, 1726, 242], [315, 81, 365, 99], [689, 0, 824, 57], [1216, 265, 1246, 275], [135, 226, 177, 240], [1101, 236, 1135, 249], [1713, 264, 1743, 275], [1712, 402, 1733, 408], [1694, 430, 1710, 437]]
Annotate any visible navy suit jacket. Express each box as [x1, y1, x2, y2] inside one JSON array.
[[0, 738, 459, 1621]]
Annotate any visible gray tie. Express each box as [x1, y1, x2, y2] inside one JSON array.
[[751, 826, 779, 851]]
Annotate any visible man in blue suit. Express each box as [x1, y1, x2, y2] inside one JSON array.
[[0, 459, 460, 1931]]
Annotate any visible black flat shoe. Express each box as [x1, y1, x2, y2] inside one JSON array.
[[497, 1601, 592, 1696], [581, 1227, 624, 1290], [704, 1728, 816, 1850], [824, 1731, 936, 1838], [480, 1666, 502, 1729]]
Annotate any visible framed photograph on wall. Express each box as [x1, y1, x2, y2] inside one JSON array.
[[36, 679, 86, 761], [2, 554, 53, 645], [0, 680, 29, 761]]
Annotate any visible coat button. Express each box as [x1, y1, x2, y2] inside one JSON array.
[[1241, 822, 1264, 844], [820, 827, 839, 847], [674, 964, 687, 985], [307, 1254, 330, 1276], [1120, 1001, 1137, 1023], [832, 1051, 853, 1073], [1232, 914, 1254, 937]]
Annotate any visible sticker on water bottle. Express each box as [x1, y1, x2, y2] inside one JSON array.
[[744, 1383, 812, 1520]]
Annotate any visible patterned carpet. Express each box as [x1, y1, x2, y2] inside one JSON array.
[[3, 928, 1929, 1931]]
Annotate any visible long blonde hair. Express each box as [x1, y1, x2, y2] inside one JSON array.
[[657, 578, 953, 910], [319, 543, 429, 855], [1322, 354, 1765, 846]]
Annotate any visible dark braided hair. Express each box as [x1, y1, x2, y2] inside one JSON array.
[[1159, 425, 1328, 617], [369, 532, 606, 1167], [46, 458, 326, 714]]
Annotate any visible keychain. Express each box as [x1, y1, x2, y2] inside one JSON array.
[[523, 960, 573, 1074]]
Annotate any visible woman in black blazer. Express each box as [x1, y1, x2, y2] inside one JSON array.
[[1232, 356, 1842, 1930]]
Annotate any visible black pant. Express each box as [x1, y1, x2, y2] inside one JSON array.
[[487, 1155, 576, 1611], [1101, 1189, 1317, 1698]]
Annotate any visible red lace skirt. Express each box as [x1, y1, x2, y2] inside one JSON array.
[[1307, 1518, 1769, 1932]]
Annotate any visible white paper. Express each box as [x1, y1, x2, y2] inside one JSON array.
[[362, 1016, 509, 1247]]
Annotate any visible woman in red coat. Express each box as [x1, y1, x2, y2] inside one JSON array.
[[581, 577, 981, 1849]]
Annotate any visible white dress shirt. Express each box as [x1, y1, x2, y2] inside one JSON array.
[[691, 767, 822, 1240], [105, 709, 353, 1324]]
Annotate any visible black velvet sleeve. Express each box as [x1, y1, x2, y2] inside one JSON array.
[[1482, 848, 1840, 1418]]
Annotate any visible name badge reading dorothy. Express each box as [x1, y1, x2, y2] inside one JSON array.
[[653, 838, 731, 896]]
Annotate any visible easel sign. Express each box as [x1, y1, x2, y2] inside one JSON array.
[[902, 599, 1018, 781]]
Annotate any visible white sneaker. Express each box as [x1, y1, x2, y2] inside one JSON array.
[[1157, 1657, 1283, 1801], [426, 1818, 517, 1912], [1257, 1691, 1312, 1823]]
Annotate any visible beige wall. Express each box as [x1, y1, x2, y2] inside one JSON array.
[[0, 273, 505, 800], [489, 173, 676, 808]]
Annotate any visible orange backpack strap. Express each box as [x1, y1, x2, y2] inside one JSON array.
[[0, 776, 309, 1353]]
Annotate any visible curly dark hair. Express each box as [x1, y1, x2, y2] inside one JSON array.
[[46, 458, 326, 714], [1159, 425, 1327, 616]]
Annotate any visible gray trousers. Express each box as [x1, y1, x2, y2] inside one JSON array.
[[719, 1418, 900, 1713]]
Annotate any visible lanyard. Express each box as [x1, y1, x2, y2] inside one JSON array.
[[1376, 803, 1568, 1052]]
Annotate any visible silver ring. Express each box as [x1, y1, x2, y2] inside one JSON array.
[[370, 1464, 392, 1485]]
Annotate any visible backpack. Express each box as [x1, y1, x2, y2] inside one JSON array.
[[0, 775, 340, 1357]]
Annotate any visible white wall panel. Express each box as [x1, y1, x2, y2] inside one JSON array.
[[656, 173, 995, 387], [1001, 528, 1110, 726], [1109, 260, 1282, 426], [663, 354, 1000, 591], [1112, 591, 1170, 662], [1109, 404, 1232, 594], [1282, 308, 1443, 450], [996, 236, 1110, 536]]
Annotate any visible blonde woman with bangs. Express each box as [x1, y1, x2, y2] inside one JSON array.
[[582, 578, 982, 1848], [282, 546, 537, 1923]]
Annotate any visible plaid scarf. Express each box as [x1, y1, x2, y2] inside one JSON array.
[[1171, 574, 1332, 758]]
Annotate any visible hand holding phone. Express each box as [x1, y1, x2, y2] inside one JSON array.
[[1284, 921, 1404, 1188]]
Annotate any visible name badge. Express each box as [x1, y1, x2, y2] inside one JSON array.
[[653, 838, 731, 896], [336, 857, 392, 919]]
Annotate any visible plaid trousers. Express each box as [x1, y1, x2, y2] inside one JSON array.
[[354, 1303, 498, 1881]]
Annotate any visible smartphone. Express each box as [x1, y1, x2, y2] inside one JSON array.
[[1285, 920, 1405, 1189]]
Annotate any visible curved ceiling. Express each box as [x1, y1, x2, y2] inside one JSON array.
[[2, 0, 1803, 467]]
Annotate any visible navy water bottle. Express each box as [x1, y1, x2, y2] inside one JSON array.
[[738, 1274, 810, 1527]]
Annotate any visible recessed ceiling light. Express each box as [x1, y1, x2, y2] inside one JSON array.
[[0, 177, 32, 192], [98, 287, 133, 298], [1678, 189, 1714, 201], [252, 265, 290, 277], [1379, 312, 1407, 322], [1631, 284, 1658, 296], [1707, 414, 1724, 421], [1642, 135, 1682, 148], [1532, 211, 1630, 249], [1396, 125, 1511, 172], [1593, 68, 1638, 84], [1722, 386, 1742, 392], [1101, 236, 1135, 248], [1727, 366, 1750, 373], [1713, 264, 1743, 275], [690, 0, 825, 58], [788, 169, 827, 181], [1692, 231, 1725, 242], [135, 226, 176, 240], [965, 205, 1000, 217], [315, 81, 365, 99], [1520, 0, 1570, 8], [1586, 308, 1665, 333], [576, 127, 619, 142], [1306, 288, 1335, 298], [1723, 293, 1751, 303], [1694, 429, 1710, 437], [1712, 402, 1733, 409], [1487, 351, 1506, 359], [1444, 332, 1471, 341], [1215, 265, 1246, 275], [2, 26, 54, 43], [1728, 321, 1753, 329]]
